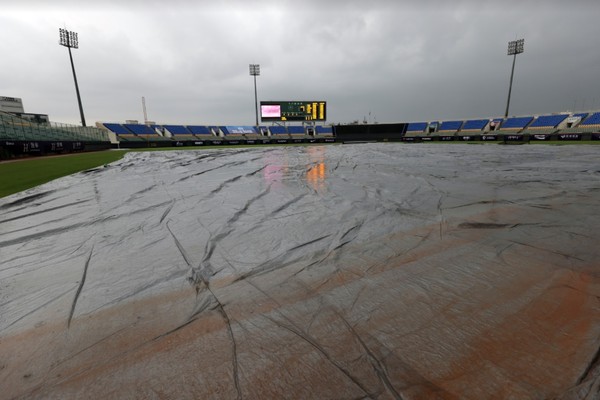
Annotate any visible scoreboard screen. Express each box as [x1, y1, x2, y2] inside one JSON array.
[[260, 101, 326, 122]]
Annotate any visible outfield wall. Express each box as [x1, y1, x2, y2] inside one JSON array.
[[333, 123, 407, 142], [0, 140, 111, 160]]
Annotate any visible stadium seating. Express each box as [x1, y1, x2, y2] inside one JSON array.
[[436, 120, 463, 136], [497, 116, 533, 133], [0, 111, 109, 142], [161, 124, 195, 140], [461, 119, 488, 132], [288, 125, 310, 139], [521, 114, 568, 136], [223, 126, 258, 141], [575, 112, 600, 133], [103, 123, 143, 141], [269, 126, 289, 137], [123, 124, 163, 141], [187, 125, 213, 136], [404, 122, 428, 138], [529, 114, 568, 128], [163, 125, 191, 135], [315, 125, 334, 137], [581, 112, 600, 126], [558, 112, 600, 134], [572, 113, 589, 122]]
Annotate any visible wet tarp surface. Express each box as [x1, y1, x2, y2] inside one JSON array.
[[1, 143, 600, 399]]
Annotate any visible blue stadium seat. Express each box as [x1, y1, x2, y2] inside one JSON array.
[[269, 126, 289, 135], [572, 113, 589, 121], [315, 125, 333, 136], [404, 122, 428, 137], [124, 124, 158, 135], [499, 116, 533, 130], [461, 119, 488, 131], [187, 126, 213, 136], [406, 122, 427, 132], [163, 125, 192, 135], [288, 126, 306, 136], [438, 120, 463, 132], [581, 112, 600, 126], [103, 123, 132, 135], [528, 114, 568, 128]]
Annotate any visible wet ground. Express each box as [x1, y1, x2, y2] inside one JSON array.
[[1, 143, 600, 399]]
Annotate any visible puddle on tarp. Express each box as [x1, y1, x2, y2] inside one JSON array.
[[1, 143, 600, 399]]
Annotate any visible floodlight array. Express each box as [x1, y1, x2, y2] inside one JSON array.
[[59, 28, 79, 49], [507, 38, 524, 55], [249, 64, 260, 76]]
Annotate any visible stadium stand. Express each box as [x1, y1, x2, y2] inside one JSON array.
[[163, 125, 191, 135], [403, 122, 428, 138], [0, 111, 108, 142], [269, 126, 289, 137], [187, 125, 213, 137], [102, 123, 145, 142], [460, 119, 489, 132], [497, 116, 533, 133], [288, 125, 310, 139], [557, 112, 600, 134], [223, 126, 258, 141], [315, 125, 334, 137], [162, 124, 195, 140], [521, 114, 568, 136], [1, 111, 110, 158], [436, 120, 463, 136], [577, 112, 600, 132], [571, 113, 589, 123], [123, 124, 165, 141]]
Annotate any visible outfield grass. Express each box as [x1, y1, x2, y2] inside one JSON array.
[[0, 151, 127, 198]]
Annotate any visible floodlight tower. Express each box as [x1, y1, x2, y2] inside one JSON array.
[[59, 28, 86, 127], [504, 38, 525, 118], [249, 64, 260, 127]]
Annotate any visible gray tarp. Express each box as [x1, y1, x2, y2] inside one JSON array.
[[1, 143, 600, 399]]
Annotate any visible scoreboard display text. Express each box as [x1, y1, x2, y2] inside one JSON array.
[[260, 101, 326, 122]]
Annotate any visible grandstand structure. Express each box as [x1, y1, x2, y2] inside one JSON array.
[[0, 110, 110, 158], [401, 111, 600, 142], [2, 97, 599, 158], [97, 108, 600, 147], [97, 122, 335, 148]]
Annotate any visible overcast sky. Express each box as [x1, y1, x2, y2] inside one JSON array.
[[2, 0, 599, 126]]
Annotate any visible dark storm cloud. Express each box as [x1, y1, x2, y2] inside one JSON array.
[[2, 0, 599, 125]]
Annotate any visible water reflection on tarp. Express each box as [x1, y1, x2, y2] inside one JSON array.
[[1, 143, 600, 400], [305, 146, 327, 192]]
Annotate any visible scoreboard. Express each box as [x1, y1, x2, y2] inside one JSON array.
[[260, 101, 326, 122]]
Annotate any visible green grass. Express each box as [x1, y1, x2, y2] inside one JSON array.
[[0, 151, 127, 198]]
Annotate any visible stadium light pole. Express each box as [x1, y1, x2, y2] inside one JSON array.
[[59, 28, 86, 127], [249, 64, 260, 127], [504, 38, 525, 118]]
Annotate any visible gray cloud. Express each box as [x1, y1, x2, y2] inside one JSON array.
[[2, 0, 599, 125]]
